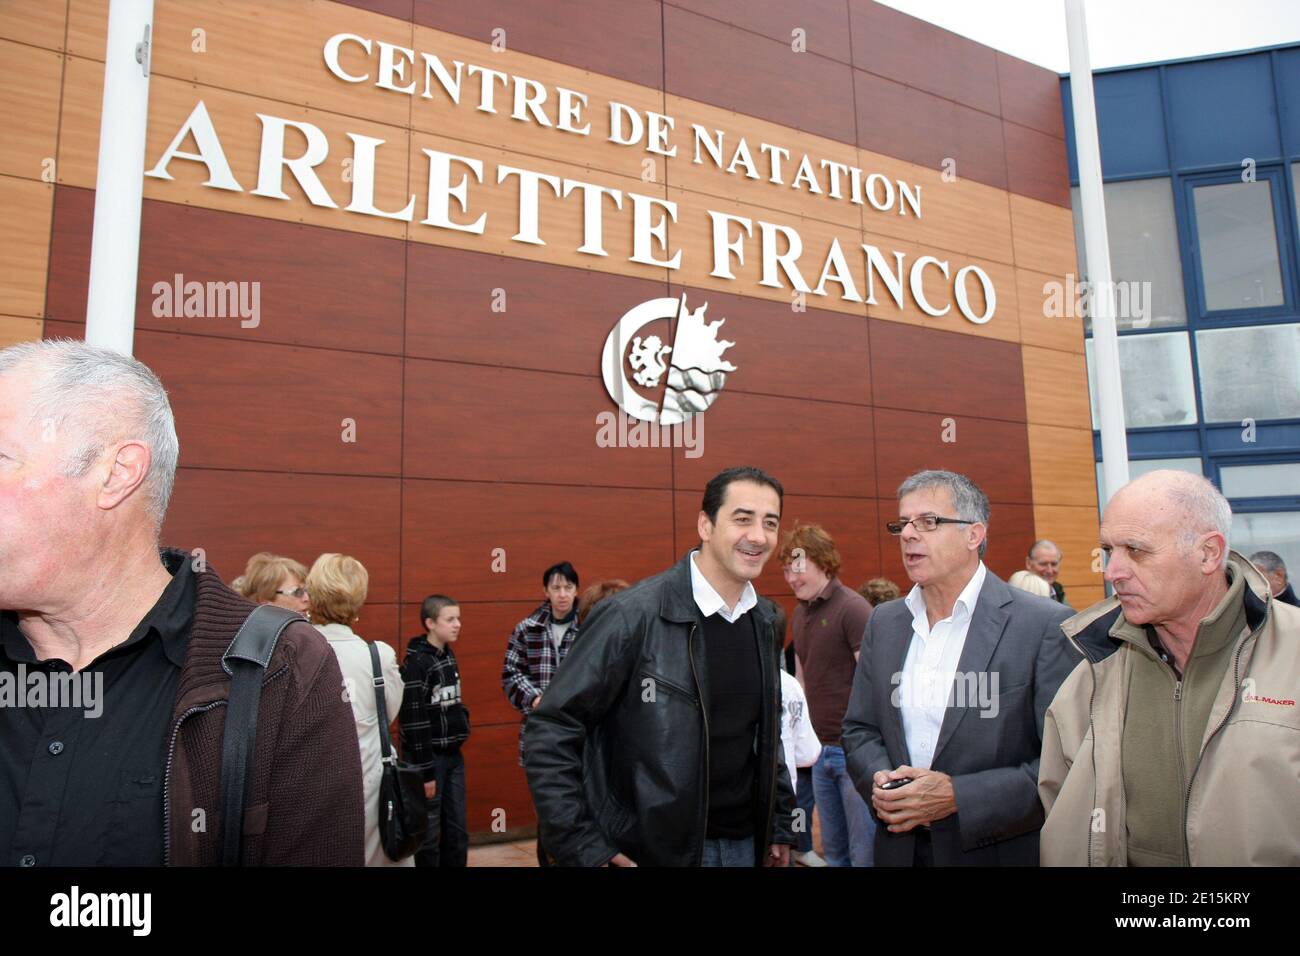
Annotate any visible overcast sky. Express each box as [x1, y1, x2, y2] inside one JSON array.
[[876, 0, 1300, 73]]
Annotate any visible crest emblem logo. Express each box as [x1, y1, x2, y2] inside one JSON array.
[[601, 294, 738, 425]]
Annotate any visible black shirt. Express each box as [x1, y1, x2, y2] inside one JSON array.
[[0, 551, 194, 866], [701, 611, 761, 840]]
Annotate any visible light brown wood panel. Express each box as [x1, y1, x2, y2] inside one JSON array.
[[1028, 424, 1099, 509], [0, 41, 62, 182], [58, 57, 412, 238], [0, 175, 54, 317], [666, 185, 871, 319], [402, 128, 668, 278], [1033, 504, 1103, 591], [1009, 193, 1077, 277], [663, 94, 865, 232], [68, 0, 414, 127], [1017, 266, 1086, 354], [0, 0, 68, 50], [1065, 584, 1105, 610], [0, 314, 43, 347], [1022, 344, 1092, 429], [859, 232, 1019, 343]]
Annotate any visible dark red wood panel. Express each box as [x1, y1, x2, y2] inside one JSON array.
[[354, 603, 402, 651], [47, 187, 407, 355], [400, 478, 677, 602], [667, 283, 872, 405], [666, 0, 853, 66], [43, 321, 403, 477], [412, 0, 665, 90], [875, 499, 1035, 587], [868, 320, 1025, 422], [997, 51, 1066, 140], [402, 359, 674, 487], [334, 0, 415, 20], [464, 723, 536, 833], [854, 69, 1008, 192], [158, 468, 402, 602], [873, 408, 1032, 506], [664, 4, 857, 144], [849, 0, 1000, 116], [1004, 119, 1071, 208], [671, 388, 876, 498], [405, 243, 669, 375]]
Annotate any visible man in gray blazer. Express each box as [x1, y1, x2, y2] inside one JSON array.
[[843, 470, 1078, 866]]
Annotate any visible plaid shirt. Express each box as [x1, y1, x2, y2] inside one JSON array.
[[399, 636, 470, 781], [501, 601, 578, 765]]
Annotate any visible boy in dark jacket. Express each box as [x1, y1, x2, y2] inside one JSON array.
[[400, 595, 470, 867]]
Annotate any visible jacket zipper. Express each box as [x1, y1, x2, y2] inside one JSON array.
[[1180, 624, 1254, 865], [1172, 678, 1187, 866], [163, 701, 223, 866], [163, 667, 288, 866], [686, 623, 709, 866]]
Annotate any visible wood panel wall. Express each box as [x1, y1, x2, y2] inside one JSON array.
[[5, 0, 1102, 837]]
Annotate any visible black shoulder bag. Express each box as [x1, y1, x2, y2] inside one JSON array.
[[367, 640, 428, 861], [218, 604, 303, 867]]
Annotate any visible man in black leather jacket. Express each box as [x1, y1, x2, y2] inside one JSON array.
[[525, 466, 797, 867]]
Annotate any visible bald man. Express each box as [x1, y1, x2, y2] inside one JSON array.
[[1039, 471, 1300, 866]]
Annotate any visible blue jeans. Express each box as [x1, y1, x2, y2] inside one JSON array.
[[794, 766, 816, 854], [812, 745, 875, 866], [701, 834, 755, 867], [414, 750, 468, 867]]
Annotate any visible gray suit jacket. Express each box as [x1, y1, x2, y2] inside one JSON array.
[[842, 569, 1078, 866]]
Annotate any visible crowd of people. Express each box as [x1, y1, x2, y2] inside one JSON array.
[[2, 338, 1297, 868]]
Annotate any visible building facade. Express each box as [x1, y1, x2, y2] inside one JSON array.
[[2, 0, 1096, 835], [1064, 43, 1300, 571]]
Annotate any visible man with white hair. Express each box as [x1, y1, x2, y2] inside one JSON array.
[[1040, 470, 1300, 865], [0, 339, 364, 866]]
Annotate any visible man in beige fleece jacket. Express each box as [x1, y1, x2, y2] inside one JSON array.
[[1039, 470, 1300, 866]]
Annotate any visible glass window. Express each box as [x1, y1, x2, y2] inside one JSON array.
[[1071, 179, 1187, 330], [1196, 324, 1300, 422], [1086, 331, 1198, 429], [1192, 180, 1285, 311], [1230, 511, 1300, 579], [1095, 457, 1203, 506], [1219, 462, 1300, 499]]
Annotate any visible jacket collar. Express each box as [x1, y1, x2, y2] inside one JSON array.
[[658, 551, 774, 632]]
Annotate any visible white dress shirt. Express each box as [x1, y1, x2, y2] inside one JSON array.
[[688, 550, 758, 622], [898, 562, 987, 770]]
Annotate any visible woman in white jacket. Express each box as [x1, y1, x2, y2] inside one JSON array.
[[306, 553, 411, 868]]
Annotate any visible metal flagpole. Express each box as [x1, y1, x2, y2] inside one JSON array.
[[1064, 0, 1129, 504], [84, 0, 155, 356]]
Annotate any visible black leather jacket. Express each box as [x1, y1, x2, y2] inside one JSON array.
[[524, 552, 797, 866]]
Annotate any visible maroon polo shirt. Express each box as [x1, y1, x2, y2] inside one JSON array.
[[792, 578, 873, 747]]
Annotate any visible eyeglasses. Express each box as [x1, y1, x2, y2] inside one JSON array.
[[276, 587, 308, 599], [886, 515, 976, 535]]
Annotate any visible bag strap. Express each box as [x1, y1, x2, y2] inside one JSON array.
[[218, 604, 302, 866], [367, 641, 396, 764]]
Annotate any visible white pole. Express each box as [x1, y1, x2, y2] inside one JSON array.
[[85, 0, 154, 356], [1064, 0, 1129, 505]]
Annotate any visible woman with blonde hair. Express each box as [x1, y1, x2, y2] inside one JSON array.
[[234, 552, 310, 616], [1007, 569, 1053, 599], [305, 553, 410, 867]]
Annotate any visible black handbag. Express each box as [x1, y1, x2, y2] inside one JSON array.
[[367, 640, 428, 862]]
